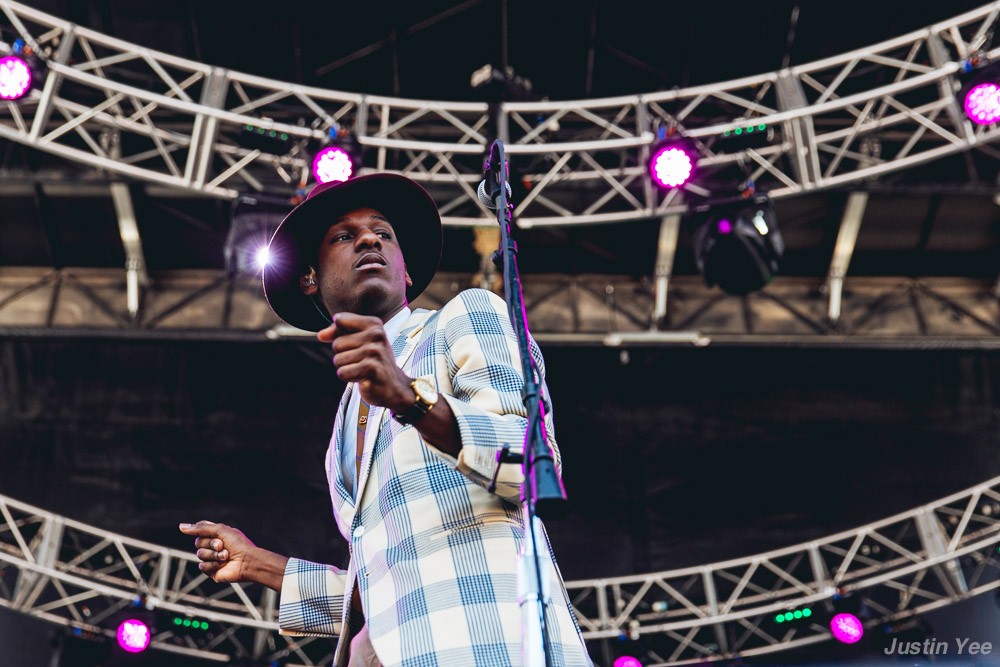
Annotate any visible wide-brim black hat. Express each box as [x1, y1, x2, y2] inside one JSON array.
[[262, 173, 442, 332]]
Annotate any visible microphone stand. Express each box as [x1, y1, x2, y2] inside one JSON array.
[[482, 139, 568, 667]]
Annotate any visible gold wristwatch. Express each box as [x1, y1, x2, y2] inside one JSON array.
[[393, 378, 439, 425]]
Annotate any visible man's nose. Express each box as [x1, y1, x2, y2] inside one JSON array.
[[355, 229, 382, 249]]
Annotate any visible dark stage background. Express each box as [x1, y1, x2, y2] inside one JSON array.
[[2, 340, 999, 575], [2, 339, 1000, 664], [2, 340, 999, 574]]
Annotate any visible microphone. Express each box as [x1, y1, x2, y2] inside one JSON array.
[[477, 178, 512, 210]]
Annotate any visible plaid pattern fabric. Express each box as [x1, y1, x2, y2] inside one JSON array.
[[279, 289, 592, 667]]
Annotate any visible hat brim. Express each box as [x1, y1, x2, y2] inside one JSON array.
[[262, 173, 442, 332]]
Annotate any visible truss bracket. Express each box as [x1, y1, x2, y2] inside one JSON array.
[[186, 67, 230, 189], [915, 509, 969, 597], [927, 31, 974, 144], [12, 515, 63, 608], [27, 25, 75, 142], [776, 71, 819, 188], [827, 192, 868, 325], [652, 213, 682, 328]]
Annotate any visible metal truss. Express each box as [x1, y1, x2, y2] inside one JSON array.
[[1, 268, 998, 348], [1, 0, 999, 228], [0, 493, 332, 665], [2, 478, 1000, 666], [567, 476, 1000, 665]]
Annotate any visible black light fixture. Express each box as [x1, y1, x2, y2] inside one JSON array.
[[692, 195, 784, 295], [240, 117, 293, 152]]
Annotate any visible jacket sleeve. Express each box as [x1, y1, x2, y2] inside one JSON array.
[[429, 288, 561, 505], [277, 557, 347, 637]]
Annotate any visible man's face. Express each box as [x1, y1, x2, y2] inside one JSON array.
[[303, 207, 412, 321]]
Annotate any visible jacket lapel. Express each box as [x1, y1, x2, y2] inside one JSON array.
[[331, 384, 354, 506]]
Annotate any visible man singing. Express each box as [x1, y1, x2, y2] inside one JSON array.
[[180, 173, 591, 666]]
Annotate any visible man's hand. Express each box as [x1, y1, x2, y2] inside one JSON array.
[[318, 312, 415, 413], [179, 521, 256, 584], [178, 521, 288, 592]]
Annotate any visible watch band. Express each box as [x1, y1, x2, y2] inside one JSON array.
[[393, 380, 436, 425], [393, 399, 431, 425]]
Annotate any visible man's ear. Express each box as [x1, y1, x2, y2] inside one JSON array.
[[404, 268, 413, 289], [300, 267, 319, 295]]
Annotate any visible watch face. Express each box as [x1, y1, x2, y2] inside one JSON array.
[[413, 378, 438, 403]]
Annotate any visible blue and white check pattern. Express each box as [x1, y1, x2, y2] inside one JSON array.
[[278, 289, 591, 666]]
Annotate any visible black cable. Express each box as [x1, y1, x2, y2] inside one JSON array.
[[781, 4, 801, 71]]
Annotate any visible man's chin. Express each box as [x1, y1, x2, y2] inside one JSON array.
[[325, 284, 401, 317]]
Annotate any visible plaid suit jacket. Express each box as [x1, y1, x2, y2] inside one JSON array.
[[278, 289, 592, 666]]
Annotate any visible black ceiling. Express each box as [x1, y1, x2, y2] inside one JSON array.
[[21, 0, 988, 102]]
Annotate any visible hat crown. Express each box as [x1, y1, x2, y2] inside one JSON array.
[[305, 179, 343, 202]]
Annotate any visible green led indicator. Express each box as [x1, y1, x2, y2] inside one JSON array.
[[183, 619, 191, 627], [201, 621, 210, 630], [793, 610, 803, 619], [734, 127, 743, 135], [173, 617, 182, 626], [268, 130, 277, 138], [245, 124, 253, 131], [775, 614, 784, 623], [803, 608, 812, 618], [758, 124, 766, 131], [783, 612, 794, 621], [723, 130, 730, 136], [280, 133, 288, 141], [746, 126, 754, 133]]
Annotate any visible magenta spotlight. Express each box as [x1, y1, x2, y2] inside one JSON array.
[[613, 657, 643, 667], [830, 612, 864, 644], [0, 55, 32, 101], [716, 219, 733, 235], [254, 245, 270, 269], [117, 618, 151, 653], [964, 82, 1000, 125], [650, 145, 694, 188], [312, 146, 354, 184]]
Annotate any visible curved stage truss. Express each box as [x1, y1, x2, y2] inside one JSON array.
[[0, 1, 999, 228], [1, 477, 999, 665]]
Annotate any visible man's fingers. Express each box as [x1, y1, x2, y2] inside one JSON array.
[[317, 323, 337, 343], [331, 312, 382, 334], [330, 331, 366, 354], [196, 548, 229, 562], [330, 329, 386, 355], [178, 520, 220, 537], [193, 538, 224, 550], [332, 347, 372, 369], [198, 561, 221, 578], [336, 360, 377, 384]]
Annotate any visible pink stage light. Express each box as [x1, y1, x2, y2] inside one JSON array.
[[0, 55, 32, 101], [964, 82, 1000, 125], [830, 612, 864, 644], [312, 146, 354, 184], [649, 145, 694, 188], [613, 657, 643, 667], [117, 618, 151, 653]]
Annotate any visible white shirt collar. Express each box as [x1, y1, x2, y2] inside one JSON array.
[[383, 305, 412, 343]]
